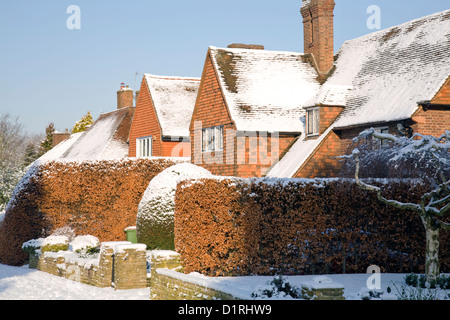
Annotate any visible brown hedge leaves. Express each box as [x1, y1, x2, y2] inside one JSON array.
[[0, 158, 177, 266], [175, 178, 450, 276]]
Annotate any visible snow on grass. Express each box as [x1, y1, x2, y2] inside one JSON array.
[[1, 261, 448, 300]]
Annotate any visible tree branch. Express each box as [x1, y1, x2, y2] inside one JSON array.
[[354, 151, 422, 214]]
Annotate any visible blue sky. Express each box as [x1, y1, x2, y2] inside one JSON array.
[[0, 1, 448, 135]]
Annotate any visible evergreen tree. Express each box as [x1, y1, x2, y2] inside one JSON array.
[[38, 122, 55, 157], [23, 142, 39, 166], [72, 111, 93, 134]]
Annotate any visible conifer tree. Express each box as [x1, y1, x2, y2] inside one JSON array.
[[38, 122, 55, 156], [72, 111, 93, 134]]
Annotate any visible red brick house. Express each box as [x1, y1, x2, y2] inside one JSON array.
[[128, 74, 200, 158], [189, 44, 321, 177], [265, 1, 450, 178]]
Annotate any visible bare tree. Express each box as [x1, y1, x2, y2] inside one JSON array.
[[0, 113, 42, 211], [346, 128, 450, 283], [0, 113, 26, 162]]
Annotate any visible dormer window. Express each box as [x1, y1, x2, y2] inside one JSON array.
[[306, 107, 320, 136]]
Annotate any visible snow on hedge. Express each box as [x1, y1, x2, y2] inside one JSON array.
[[136, 163, 212, 250]]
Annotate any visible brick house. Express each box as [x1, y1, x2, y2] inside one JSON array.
[[189, 44, 321, 177], [128, 74, 200, 158], [266, 1, 450, 178]]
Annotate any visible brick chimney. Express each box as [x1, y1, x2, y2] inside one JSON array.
[[300, 0, 335, 75], [117, 83, 134, 109]]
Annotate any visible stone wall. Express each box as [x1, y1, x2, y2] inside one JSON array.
[[151, 270, 237, 300], [29, 241, 147, 290], [147, 250, 236, 300]]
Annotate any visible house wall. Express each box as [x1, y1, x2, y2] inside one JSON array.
[[294, 122, 400, 179], [294, 130, 342, 178], [412, 106, 450, 137], [319, 106, 344, 134], [190, 51, 297, 178], [432, 76, 450, 105], [294, 105, 450, 179], [190, 51, 236, 176], [129, 79, 190, 158]]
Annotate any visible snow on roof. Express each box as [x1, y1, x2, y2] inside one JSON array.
[[266, 126, 335, 178], [144, 74, 200, 138], [37, 131, 84, 163], [328, 9, 450, 129], [60, 107, 134, 161], [209, 46, 321, 133], [267, 10, 450, 178]]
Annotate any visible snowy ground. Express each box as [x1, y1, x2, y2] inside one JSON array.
[[1, 262, 448, 300], [0, 263, 149, 300]]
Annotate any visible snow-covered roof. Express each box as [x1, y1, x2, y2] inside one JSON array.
[[267, 9, 450, 178], [144, 74, 200, 138], [325, 9, 450, 129], [60, 107, 134, 161], [209, 46, 321, 133], [37, 132, 84, 163]]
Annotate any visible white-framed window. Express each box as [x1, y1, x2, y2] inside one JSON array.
[[306, 107, 320, 136], [136, 136, 152, 157], [202, 126, 224, 152]]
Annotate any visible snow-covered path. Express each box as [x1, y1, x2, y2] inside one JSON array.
[[0, 263, 149, 300]]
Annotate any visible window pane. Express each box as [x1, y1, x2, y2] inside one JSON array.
[[307, 111, 313, 135], [202, 129, 207, 152], [314, 109, 320, 134], [218, 126, 223, 150]]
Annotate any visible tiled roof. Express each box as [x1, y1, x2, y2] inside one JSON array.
[[326, 9, 450, 129], [267, 9, 450, 178], [209, 46, 321, 133], [144, 74, 200, 138]]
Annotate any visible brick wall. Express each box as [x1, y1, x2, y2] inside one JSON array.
[[190, 50, 298, 178], [29, 241, 147, 290], [294, 130, 342, 178], [319, 106, 344, 134], [412, 106, 450, 137], [432, 76, 450, 105], [295, 122, 401, 179], [129, 79, 190, 158]]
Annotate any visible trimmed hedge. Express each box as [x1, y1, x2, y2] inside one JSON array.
[[175, 178, 450, 276], [136, 163, 212, 250], [0, 158, 179, 266]]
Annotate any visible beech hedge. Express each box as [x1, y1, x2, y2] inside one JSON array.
[[175, 178, 450, 276], [0, 158, 179, 266]]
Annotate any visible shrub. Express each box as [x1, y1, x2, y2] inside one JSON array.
[[175, 177, 449, 276], [41, 235, 69, 253], [251, 275, 301, 299], [0, 158, 179, 266], [69, 235, 100, 256], [136, 163, 212, 250], [22, 238, 44, 255]]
